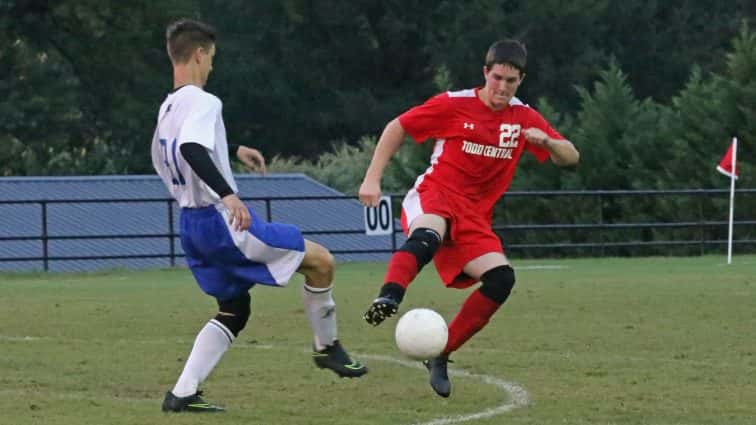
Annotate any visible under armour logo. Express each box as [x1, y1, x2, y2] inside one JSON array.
[[463, 122, 475, 129]]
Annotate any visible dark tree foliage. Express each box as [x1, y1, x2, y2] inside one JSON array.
[[1, 0, 753, 182]]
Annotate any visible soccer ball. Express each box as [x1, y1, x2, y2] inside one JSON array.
[[394, 308, 448, 360]]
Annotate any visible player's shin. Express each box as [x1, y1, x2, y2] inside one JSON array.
[[302, 283, 337, 350], [171, 293, 249, 398], [444, 265, 515, 353], [172, 319, 235, 397], [364, 228, 443, 326], [379, 227, 442, 300]]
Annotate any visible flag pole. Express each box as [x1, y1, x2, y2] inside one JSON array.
[[726, 137, 738, 265]]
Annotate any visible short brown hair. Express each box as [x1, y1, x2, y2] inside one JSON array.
[[485, 39, 527, 73], [165, 19, 216, 64]]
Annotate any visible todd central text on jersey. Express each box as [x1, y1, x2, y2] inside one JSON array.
[[461, 140, 515, 159]]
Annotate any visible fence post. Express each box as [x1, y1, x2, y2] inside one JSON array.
[[168, 200, 175, 267], [698, 196, 705, 256], [391, 194, 397, 253], [598, 194, 605, 257], [265, 199, 272, 222], [41, 201, 49, 272]]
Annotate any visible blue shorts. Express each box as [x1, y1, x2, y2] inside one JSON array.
[[180, 205, 306, 301]]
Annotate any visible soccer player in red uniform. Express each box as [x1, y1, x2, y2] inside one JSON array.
[[360, 39, 579, 397]]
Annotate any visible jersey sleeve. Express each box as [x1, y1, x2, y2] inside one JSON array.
[[398, 93, 455, 143], [524, 108, 566, 163], [178, 95, 221, 151]]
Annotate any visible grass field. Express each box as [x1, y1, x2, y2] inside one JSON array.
[[1, 255, 755, 425]]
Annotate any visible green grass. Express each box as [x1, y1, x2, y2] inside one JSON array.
[[1, 256, 755, 425]]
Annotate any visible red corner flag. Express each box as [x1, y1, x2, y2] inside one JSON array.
[[716, 138, 739, 179], [717, 137, 739, 265]]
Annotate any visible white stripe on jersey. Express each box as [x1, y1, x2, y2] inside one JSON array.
[[447, 88, 476, 98], [411, 139, 445, 191], [151, 85, 237, 208], [402, 188, 424, 228], [447, 88, 526, 105]]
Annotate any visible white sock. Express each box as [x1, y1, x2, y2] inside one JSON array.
[[172, 319, 234, 397], [302, 283, 338, 351]]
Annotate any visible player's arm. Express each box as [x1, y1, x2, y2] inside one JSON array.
[[359, 118, 405, 207], [180, 142, 250, 231], [546, 136, 580, 166], [522, 128, 580, 166], [228, 144, 267, 175]]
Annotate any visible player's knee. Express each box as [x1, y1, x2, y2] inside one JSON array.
[[305, 242, 335, 277], [215, 292, 251, 337], [311, 248, 335, 278], [479, 265, 516, 304], [399, 227, 442, 266], [321, 250, 335, 274]]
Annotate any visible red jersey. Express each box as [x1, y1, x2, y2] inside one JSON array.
[[398, 88, 563, 213]]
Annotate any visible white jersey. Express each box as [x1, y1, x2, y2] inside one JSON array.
[[151, 85, 237, 208]]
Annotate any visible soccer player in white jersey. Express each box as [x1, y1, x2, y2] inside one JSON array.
[[152, 19, 367, 413]]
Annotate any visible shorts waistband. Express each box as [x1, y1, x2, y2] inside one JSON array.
[[180, 204, 221, 218]]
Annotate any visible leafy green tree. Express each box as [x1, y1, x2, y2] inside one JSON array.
[[722, 22, 756, 188], [1, 0, 753, 179], [201, 0, 440, 158], [659, 23, 756, 191], [565, 61, 661, 190], [1, 0, 196, 175]]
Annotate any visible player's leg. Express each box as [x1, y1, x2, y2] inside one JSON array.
[[446, 252, 513, 353], [297, 239, 367, 378], [425, 252, 513, 397], [364, 213, 446, 326], [297, 240, 336, 350], [202, 205, 365, 378], [163, 206, 260, 413], [163, 292, 251, 413]]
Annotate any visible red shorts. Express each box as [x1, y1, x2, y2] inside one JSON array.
[[401, 187, 504, 288]]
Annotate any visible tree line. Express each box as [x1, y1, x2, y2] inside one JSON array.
[[1, 0, 753, 195]]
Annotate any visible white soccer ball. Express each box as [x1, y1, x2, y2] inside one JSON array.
[[394, 308, 448, 360]]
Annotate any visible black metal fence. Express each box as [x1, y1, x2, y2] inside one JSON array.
[[492, 189, 756, 257], [1, 189, 754, 271]]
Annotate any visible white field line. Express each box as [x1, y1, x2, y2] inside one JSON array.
[[716, 260, 756, 266], [356, 353, 530, 425], [3, 335, 530, 424], [0, 335, 41, 341], [516, 265, 569, 270], [0, 388, 155, 404], [5, 335, 751, 369]]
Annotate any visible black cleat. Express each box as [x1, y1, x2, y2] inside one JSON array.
[[423, 354, 452, 398], [363, 296, 399, 326], [161, 390, 225, 413], [313, 340, 368, 378]]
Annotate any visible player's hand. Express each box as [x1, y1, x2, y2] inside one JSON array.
[[221, 194, 251, 231], [237, 146, 267, 175], [523, 128, 550, 148], [359, 179, 382, 207]]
